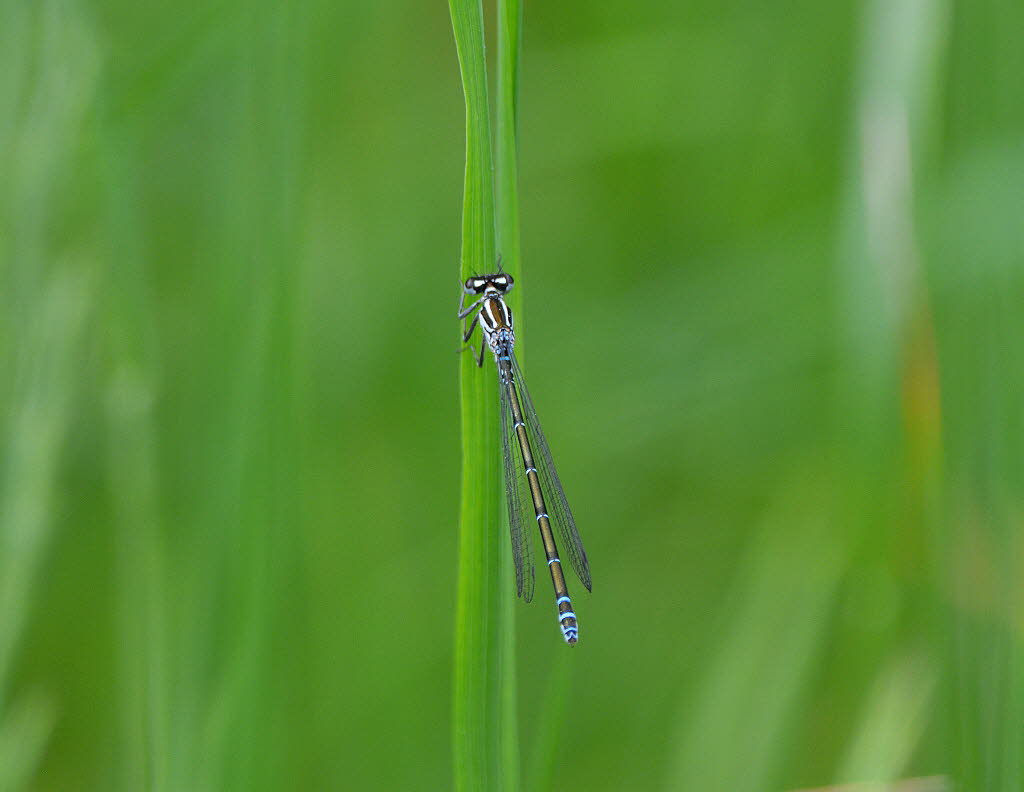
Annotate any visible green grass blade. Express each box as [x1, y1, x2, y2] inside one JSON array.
[[495, 1, 523, 790], [0, 272, 88, 787], [449, 1, 511, 791], [665, 473, 844, 791], [449, 0, 496, 278], [835, 651, 937, 786], [495, 0, 522, 281]]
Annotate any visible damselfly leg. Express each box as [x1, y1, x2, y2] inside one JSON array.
[[458, 290, 487, 366]]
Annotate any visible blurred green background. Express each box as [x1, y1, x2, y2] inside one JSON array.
[[2, 0, 1022, 790]]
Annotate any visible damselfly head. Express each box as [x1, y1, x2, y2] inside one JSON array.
[[463, 273, 514, 295]]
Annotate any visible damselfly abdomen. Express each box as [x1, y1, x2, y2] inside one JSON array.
[[459, 269, 591, 646]]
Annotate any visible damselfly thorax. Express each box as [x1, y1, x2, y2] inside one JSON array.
[[458, 269, 591, 646], [480, 291, 514, 359]]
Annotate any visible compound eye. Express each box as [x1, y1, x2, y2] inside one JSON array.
[[493, 274, 513, 291], [464, 277, 487, 293]]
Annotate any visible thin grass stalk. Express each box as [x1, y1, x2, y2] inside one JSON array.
[[449, 1, 509, 790], [495, 0, 522, 281], [0, 273, 87, 786], [494, 0, 523, 789], [832, 0, 947, 785]]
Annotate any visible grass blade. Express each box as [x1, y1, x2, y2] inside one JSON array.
[[495, 1, 524, 791], [835, 652, 937, 787], [495, 0, 522, 280], [665, 474, 844, 791], [0, 273, 88, 787], [448, 1, 513, 791]]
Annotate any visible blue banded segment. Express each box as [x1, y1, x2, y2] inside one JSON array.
[[560, 613, 579, 643], [556, 596, 578, 644]]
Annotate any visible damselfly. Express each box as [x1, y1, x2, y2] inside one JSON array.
[[459, 269, 591, 646]]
